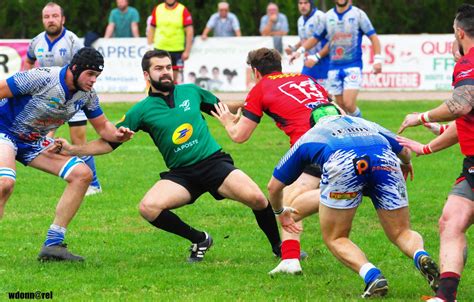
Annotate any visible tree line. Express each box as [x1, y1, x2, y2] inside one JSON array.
[[0, 0, 466, 39]]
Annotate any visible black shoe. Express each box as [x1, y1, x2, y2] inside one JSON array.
[[188, 232, 213, 263], [361, 274, 388, 298], [417, 254, 440, 292], [38, 243, 84, 262]]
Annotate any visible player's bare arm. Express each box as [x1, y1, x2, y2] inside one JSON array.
[[397, 122, 459, 157], [397, 147, 414, 181], [398, 85, 474, 134], [182, 26, 194, 61], [211, 102, 258, 143], [290, 36, 320, 63], [0, 80, 14, 99], [88, 114, 134, 142], [23, 57, 36, 70], [267, 176, 302, 234], [304, 43, 329, 68], [54, 138, 114, 157], [369, 34, 382, 74]]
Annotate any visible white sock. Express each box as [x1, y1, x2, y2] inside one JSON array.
[[359, 262, 376, 280]]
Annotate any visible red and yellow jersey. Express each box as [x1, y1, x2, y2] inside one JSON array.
[[452, 47, 474, 156], [150, 2, 192, 51], [243, 72, 329, 146]]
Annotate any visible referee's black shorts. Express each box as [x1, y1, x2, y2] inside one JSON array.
[[160, 150, 237, 203]]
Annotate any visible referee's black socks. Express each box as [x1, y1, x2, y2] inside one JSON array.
[[149, 210, 206, 243], [252, 202, 282, 249]]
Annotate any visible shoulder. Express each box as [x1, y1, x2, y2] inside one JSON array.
[[30, 32, 45, 42], [129, 6, 139, 13], [279, 13, 288, 19], [260, 15, 268, 22], [65, 30, 80, 40], [228, 12, 238, 19]]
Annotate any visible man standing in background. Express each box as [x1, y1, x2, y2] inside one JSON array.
[[148, 0, 194, 83], [201, 2, 241, 39], [285, 0, 329, 88], [260, 3, 289, 53], [104, 0, 140, 38], [24, 1, 102, 196]]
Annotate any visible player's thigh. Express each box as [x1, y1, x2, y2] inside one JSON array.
[[440, 192, 474, 233], [217, 169, 266, 207], [69, 125, 87, 145], [0, 137, 16, 170], [291, 189, 320, 221], [319, 203, 357, 241], [283, 171, 320, 206], [141, 179, 192, 210], [29, 150, 90, 179], [376, 206, 411, 240]]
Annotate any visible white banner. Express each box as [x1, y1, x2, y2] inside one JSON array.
[[183, 37, 273, 91], [283, 34, 456, 91], [0, 35, 456, 92]]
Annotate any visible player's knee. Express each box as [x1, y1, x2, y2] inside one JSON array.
[[59, 157, 92, 184], [438, 212, 464, 235], [0, 177, 15, 198], [252, 191, 268, 210], [139, 199, 162, 220], [66, 164, 93, 185]]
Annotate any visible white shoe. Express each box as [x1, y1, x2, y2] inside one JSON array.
[[85, 186, 102, 196], [268, 259, 302, 275]]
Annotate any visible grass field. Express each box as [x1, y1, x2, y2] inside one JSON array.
[[0, 101, 472, 301]]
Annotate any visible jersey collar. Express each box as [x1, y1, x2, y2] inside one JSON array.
[[148, 86, 176, 108], [44, 27, 67, 52], [303, 8, 317, 24], [334, 5, 352, 21]]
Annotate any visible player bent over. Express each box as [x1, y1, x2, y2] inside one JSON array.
[[55, 50, 281, 262], [267, 103, 440, 298], [0, 47, 134, 261]]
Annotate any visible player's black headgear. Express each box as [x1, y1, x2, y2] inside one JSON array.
[[69, 47, 104, 91], [309, 103, 342, 127]]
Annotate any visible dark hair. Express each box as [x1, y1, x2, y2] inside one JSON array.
[[455, 4, 474, 38], [212, 67, 219, 72], [246, 48, 282, 76], [141, 50, 172, 71], [44, 2, 65, 17], [223, 68, 237, 77]]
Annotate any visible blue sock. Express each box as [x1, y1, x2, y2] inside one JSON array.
[[360, 265, 382, 284], [349, 107, 362, 117], [414, 249, 429, 269], [82, 156, 100, 188], [44, 224, 66, 246]]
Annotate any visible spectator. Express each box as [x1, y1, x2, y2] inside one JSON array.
[[148, 0, 194, 82], [201, 2, 241, 39], [260, 3, 289, 53], [104, 0, 140, 38]]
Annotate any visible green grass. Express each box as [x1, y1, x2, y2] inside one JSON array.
[[0, 101, 472, 301]]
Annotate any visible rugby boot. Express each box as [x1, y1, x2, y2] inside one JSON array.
[[38, 243, 84, 262]]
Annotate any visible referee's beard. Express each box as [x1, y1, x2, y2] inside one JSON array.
[[150, 75, 174, 92]]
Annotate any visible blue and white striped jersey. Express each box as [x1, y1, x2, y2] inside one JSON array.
[[273, 115, 403, 185], [27, 29, 83, 67], [0, 66, 103, 141], [314, 6, 376, 69], [297, 8, 329, 79]]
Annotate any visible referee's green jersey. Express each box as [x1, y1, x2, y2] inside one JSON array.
[[116, 84, 221, 169]]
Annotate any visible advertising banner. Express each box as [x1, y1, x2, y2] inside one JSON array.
[[0, 35, 456, 92]]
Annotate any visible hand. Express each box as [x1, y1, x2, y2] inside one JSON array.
[[397, 113, 421, 134], [49, 138, 72, 156], [269, 14, 278, 23], [400, 161, 414, 181], [277, 207, 302, 234], [181, 51, 190, 61], [396, 136, 426, 156], [284, 47, 293, 56], [201, 34, 208, 41], [373, 62, 382, 74], [289, 52, 301, 64], [304, 54, 319, 68], [114, 127, 134, 142], [211, 102, 241, 127]]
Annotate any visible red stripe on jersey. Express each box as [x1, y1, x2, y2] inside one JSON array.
[[244, 72, 329, 146]]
